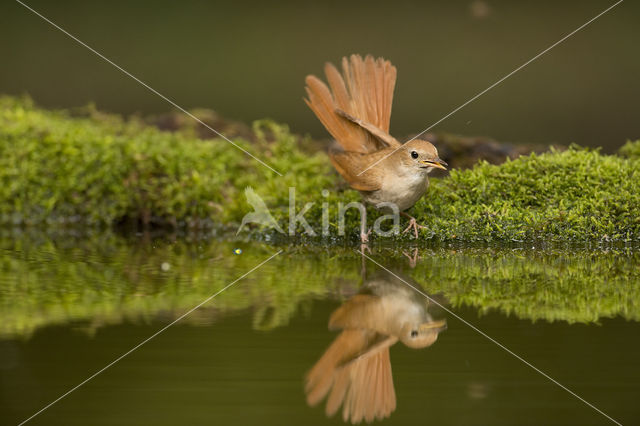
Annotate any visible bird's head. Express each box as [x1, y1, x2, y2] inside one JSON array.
[[400, 319, 447, 349], [395, 139, 447, 174]]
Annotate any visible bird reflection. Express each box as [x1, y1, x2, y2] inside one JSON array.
[[305, 268, 446, 423]]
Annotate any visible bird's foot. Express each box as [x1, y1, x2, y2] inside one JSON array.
[[360, 227, 372, 243], [402, 248, 419, 268], [359, 228, 372, 254], [402, 217, 427, 239], [360, 242, 371, 255]]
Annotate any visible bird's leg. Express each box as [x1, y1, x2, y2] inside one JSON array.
[[402, 247, 419, 268], [401, 212, 427, 239], [360, 240, 371, 255], [360, 207, 371, 243], [359, 207, 372, 256], [359, 242, 370, 278]]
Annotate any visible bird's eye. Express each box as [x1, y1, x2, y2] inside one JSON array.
[[410, 330, 418, 338], [410, 151, 419, 159]]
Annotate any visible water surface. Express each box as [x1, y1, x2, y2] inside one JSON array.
[[1, 233, 638, 425]]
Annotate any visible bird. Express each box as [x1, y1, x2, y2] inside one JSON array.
[[304, 54, 447, 242], [304, 270, 446, 423], [236, 186, 284, 234]]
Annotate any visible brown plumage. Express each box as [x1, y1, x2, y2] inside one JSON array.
[[304, 273, 446, 423], [304, 54, 448, 239], [305, 328, 396, 424], [304, 55, 398, 154]]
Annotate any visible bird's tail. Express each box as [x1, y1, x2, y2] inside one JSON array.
[[305, 329, 368, 407], [304, 54, 397, 154], [337, 347, 396, 423]]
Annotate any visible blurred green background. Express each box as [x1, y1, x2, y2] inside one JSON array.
[[1, 0, 638, 150]]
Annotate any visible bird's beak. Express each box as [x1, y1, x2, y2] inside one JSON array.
[[419, 319, 447, 332], [420, 158, 448, 170]]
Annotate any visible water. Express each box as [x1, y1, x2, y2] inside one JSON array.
[[1, 233, 639, 425]]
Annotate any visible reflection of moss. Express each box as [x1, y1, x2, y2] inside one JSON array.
[[0, 232, 359, 338], [410, 248, 640, 323], [1, 96, 638, 241], [1, 233, 639, 338]]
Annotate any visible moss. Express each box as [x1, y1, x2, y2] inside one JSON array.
[[0, 95, 334, 228], [1, 96, 638, 241], [619, 139, 640, 160], [411, 147, 640, 242], [1, 233, 638, 338]]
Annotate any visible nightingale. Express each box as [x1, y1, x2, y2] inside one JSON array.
[[305, 54, 447, 242], [305, 271, 446, 424]]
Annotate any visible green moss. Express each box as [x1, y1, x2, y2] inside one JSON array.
[[0, 95, 334, 228], [1, 96, 638, 241], [413, 147, 640, 242], [619, 139, 640, 160]]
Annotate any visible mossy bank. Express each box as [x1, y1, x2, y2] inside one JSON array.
[[1, 96, 638, 242]]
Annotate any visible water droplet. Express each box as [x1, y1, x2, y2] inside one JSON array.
[[161, 262, 171, 271]]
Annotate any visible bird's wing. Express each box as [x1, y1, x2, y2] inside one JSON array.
[[328, 150, 393, 192], [336, 109, 401, 149], [305, 54, 397, 154]]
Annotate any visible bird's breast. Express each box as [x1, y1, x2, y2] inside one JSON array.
[[364, 172, 429, 211]]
